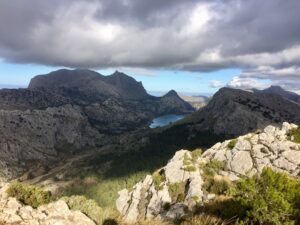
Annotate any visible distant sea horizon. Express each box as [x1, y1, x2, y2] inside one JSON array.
[[0, 84, 26, 89]]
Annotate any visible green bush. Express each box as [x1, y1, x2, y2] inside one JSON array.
[[6, 182, 52, 208], [288, 128, 300, 143], [216, 168, 300, 224], [201, 160, 226, 176], [191, 148, 202, 160], [227, 139, 238, 150]]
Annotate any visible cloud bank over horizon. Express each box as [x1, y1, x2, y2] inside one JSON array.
[[1, 0, 300, 92]]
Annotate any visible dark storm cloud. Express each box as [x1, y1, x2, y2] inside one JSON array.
[[1, 0, 300, 91]]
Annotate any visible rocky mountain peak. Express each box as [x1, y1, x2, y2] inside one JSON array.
[[268, 85, 285, 91], [104, 70, 149, 99], [164, 90, 179, 97], [159, 89, 195, 113], [116, 122, 300, 223], [28, 69, 149, 100], [253, 85, 300, 104]]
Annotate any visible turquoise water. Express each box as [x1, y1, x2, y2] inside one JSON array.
[[150, 114, 185, 128]]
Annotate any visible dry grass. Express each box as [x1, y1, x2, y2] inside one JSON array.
[[180, 215, 234, 225]]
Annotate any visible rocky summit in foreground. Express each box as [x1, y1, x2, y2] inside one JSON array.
[[116, 122, 300, 223], [0, 184, 95, 225]]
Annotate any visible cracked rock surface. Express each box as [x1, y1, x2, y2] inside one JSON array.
[[116, 122, 300, 223]]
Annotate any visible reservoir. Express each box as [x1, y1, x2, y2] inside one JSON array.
[[150, 114, 185, 128]]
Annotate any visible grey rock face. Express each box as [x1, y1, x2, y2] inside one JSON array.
[[0, 104, 99, 180], [117, 122, 300, 223]]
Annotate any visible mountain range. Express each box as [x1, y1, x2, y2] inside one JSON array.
[[151, 87, 300, 150], [0, 69, 194, 180], [1, 69, 300, 183]]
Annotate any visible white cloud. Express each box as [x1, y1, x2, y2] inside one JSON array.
[[1, 0, 300, 93], [209, 80, 224, 88], [227, 76, 269, 90], [119, 67, 158, 77]]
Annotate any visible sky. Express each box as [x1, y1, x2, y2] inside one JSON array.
[[0, 0, 300, 94]]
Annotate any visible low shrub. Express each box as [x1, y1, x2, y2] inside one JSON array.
[[201, 160, 226, 177], [207, 168, 300, 225], [237, 168, 300, 224], [183, 153, 191, 166], [227, 139, 238, 150], [191, 148, 202, 160], [6, 182, 52, 208], [288, 127, 300, 143]]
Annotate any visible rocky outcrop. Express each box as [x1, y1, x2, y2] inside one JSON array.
[[116, 122, 300, 223], [0, 184, 96, 225], [202, 122, 300, 177]]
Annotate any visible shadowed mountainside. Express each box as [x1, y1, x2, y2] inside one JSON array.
[[253, 85, 300, 104], [146, 87, 300, 151]]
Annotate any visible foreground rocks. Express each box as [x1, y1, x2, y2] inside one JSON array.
[[116, 122, 300, 223], [0, 184, 96, 225]]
